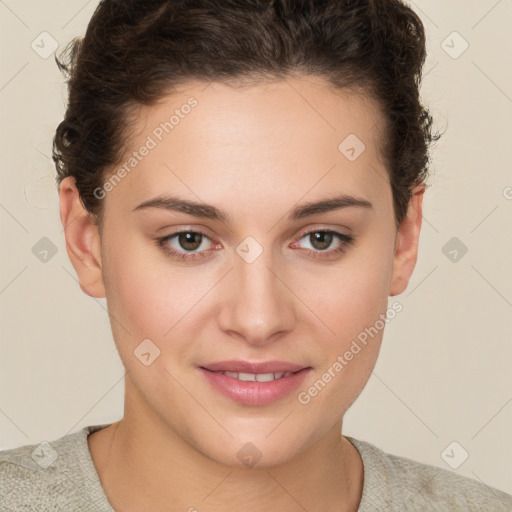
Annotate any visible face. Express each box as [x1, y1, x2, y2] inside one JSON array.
[[70, 75, 420, 467]]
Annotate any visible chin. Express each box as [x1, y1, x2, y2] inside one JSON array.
[[195, 428, 312, 469]]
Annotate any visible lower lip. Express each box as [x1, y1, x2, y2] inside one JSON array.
[[199, 367, 312, 406]]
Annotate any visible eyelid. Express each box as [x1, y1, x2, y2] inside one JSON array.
[[294, 224, 353, 239]]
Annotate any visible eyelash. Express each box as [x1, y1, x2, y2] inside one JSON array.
[[155, 228, 355, 262]]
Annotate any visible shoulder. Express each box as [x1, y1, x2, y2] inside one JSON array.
[[0, 424, 112, 511], [347, 436, 512, 511]]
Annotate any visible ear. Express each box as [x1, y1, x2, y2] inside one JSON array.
[[59, 176, 106, 298], [388, 185, 425, 297]]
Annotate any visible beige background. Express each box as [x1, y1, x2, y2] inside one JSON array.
[[1, 0, 511, 495]]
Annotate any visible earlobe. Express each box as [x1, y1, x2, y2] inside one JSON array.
[[59, 176, 106, 298], [388, 186, 425, 297]]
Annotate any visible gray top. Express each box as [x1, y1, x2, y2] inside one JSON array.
[[1, 423, 511, 511]]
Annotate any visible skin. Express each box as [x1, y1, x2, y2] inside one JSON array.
[[59, 75, 423, 511]]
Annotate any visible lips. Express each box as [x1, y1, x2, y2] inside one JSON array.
[[199, 360, 312, 406], [200, 360, 308, 374]]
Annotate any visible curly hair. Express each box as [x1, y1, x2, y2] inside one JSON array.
[[53, 0, 442, 230]]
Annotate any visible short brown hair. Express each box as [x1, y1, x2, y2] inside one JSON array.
[[53, 0, 442, 229]]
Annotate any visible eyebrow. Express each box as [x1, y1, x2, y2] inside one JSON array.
[[132, 194, 373, 223]]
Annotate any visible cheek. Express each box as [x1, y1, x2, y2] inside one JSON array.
[[106, 259, 171, 337], [295, 283, 386, 428], [292, 240, 393, 410], [103, 235, 180, 329], [295, 242, 393, 344], [100, 234, 174, 357], [101, 236, 220, 365]]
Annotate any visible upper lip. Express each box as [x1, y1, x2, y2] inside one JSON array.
[[200, 360, 309, 374]]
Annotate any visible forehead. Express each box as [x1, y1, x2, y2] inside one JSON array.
[[108, 76, 390, 216]]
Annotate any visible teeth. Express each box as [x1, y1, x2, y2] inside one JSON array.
[[238, 372, 257, 381], [218, 371, 294, 381], [255, 373, 275, 382]]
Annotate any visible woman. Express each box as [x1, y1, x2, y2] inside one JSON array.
[[1, 0, 511, 510]]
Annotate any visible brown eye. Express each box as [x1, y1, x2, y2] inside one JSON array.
[[156, 229, 214, 261], [309, 231, 334, 251], [177, 232, 203, 251], [292, 229, 355, 259]]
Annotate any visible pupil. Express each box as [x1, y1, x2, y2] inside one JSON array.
[[311, 232, 332, 250], [179, 232, 201, 251]]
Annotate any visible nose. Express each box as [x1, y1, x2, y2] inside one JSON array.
[[217, 246, 296, 347]]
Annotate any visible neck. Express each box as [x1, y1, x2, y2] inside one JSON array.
[[88, 382, 363, 512]]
